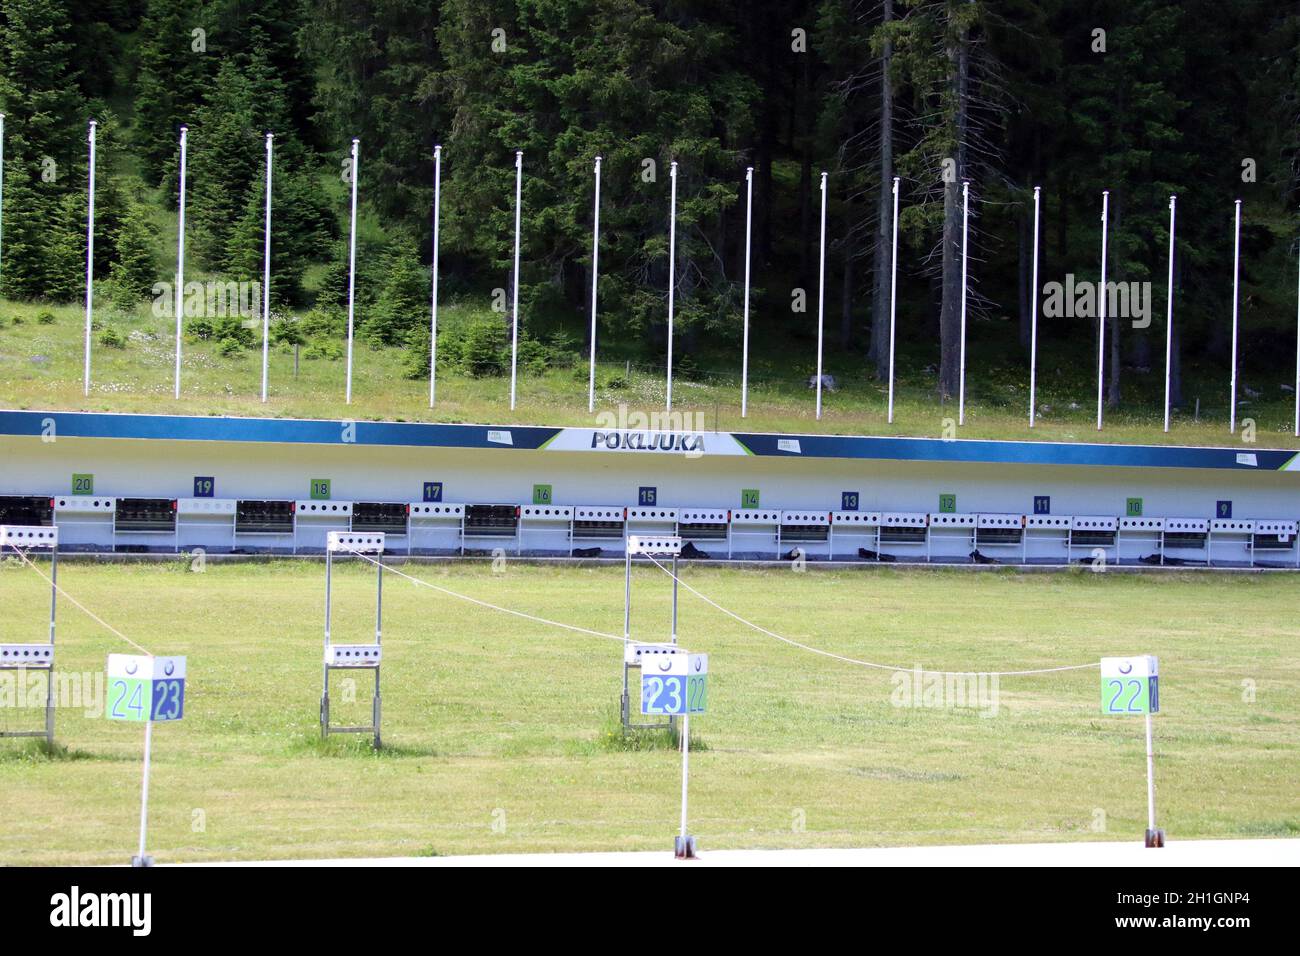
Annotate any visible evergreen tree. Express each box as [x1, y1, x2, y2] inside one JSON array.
[[109, 201, 161, 304]]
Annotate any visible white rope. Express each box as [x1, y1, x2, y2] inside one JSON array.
[[343, 549, 626, 644], [4, 545, 153, 656], [643, 555, 1098, 678]]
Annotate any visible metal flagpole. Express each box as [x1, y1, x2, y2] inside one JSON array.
[[741, 167, 753, 418], [1229, 199, 1242, 433], [588, 156, 601, 413], [133, 720, 154, 866], [260, 133, 273, 403], [430, 144, 442, 407], [1028, 186, 1041, 428], [815, 171, 828, 420], [1097, 191, 1109, 430], [958, 181, 970, 426], [0, 113, 5, 291], [83, 120, 98, 398], [1295, 219, 1299, 438], [887, 177, 900, 424], [510, 150, 522, 411], [345, 138, 359, 404], [666, 161, 678, 411], [173, 126, 189, 400], [1163, 196, 1177, 433]]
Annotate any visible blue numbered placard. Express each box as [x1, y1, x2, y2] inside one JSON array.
[[106, 654, 187, 723], [641, 652, 708, 716], [1100, 656, 1158, 715]]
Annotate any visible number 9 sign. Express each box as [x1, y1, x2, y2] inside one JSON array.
[[1100, 656, 1158, 715], [641, 653, 708, 716], [107, 655, 187, 723]]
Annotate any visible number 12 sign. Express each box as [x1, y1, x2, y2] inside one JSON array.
[[1100, 656, 1158, 715], [107, 654, 187, 722], [641, 653, 708, 716]]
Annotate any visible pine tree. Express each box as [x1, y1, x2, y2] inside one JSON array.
[[109, 201, 160, 304], [135, 0, 211, 187], [365, 238, 428, 345]]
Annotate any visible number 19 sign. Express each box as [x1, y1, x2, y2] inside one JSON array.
[[107, 654, 187, 723], [641, 652, 708, 716], [1100, 656, 1158, 715]]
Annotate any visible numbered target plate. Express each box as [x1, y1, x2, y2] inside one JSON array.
[[640, 652, 708, 716], [106, 654, 187, 723], [1100, 655, 1158, 715]]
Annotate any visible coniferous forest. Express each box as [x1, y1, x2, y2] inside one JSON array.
[[0, 0, 1297, 417]]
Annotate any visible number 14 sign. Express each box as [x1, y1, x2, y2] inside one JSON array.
[[107, 654, 187, 722], [1100, 656, 1158, 715], [641, 652, 708, 716]]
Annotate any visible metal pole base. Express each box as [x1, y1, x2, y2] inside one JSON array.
[[131, 855, 154, 868], [320, 693, 329, 739], [674, 835, 698, 860], [619, 690, 630, 730], [1144, 828, 1165, 848]]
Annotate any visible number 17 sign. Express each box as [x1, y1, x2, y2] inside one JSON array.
[[107, 654, 187, 722], [641, 652, 708, 716]]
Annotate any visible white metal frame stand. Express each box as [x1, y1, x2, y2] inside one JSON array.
[[320, 532, 386, 748], [621, 535, 681, 732], [0, 526, 59, 747]]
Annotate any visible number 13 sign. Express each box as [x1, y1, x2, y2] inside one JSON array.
[[641, 653, 708, 716], [1100, 656, 1158, 715], [107, 654, 187, 722]]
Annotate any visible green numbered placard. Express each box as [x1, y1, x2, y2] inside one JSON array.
[[939, 493, 957, 514], [107, 655, 187, 722], [72, 473, 94, 495], [641, 653, 708, 716], [740, 489, 760, 509], [310, 478, 332, 500], [1100, 656, 1158, 715], [532, 484, 553, 505], [1126, 497, 1144, 517]]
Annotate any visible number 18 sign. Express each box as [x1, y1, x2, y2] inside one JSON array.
[[1100, 656, 1158, 715], [641, 652, 708, 716], [107, 654, 187, 722]]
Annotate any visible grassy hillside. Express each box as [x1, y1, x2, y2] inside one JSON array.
[[2, 296, 1298, 447]]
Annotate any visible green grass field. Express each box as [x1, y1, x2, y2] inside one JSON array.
[[3, 298, 1298, 448], [0, 559, 1296, 864]]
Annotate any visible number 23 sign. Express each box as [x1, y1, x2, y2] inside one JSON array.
[[106, 654, 187, 722], [641, 653, 708, 716]]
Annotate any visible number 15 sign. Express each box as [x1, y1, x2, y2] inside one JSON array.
[[107, 654, 187, 722], [641, 652, 708, 716], [1100, 656, 1158, 715]]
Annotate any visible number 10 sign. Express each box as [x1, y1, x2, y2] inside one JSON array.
[[107, 654, 187, 722], [641, 652, 708, 716], [1100, 655, 1158, 715]]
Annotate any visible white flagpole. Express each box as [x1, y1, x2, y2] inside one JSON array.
[[1028, 186, 1041, 428], [83, 119, 98, 398], [430, 144, 442, 408], [0, 113, 6, 291], [345, 138, 359, 404], [588, 155, 601, 414], [1229, 199, 1241, 434], [958, 180, 970, 426], [1163, 196, 1176, 433], [1294, 219, 1299, 439], [510, 150, 522, 411], [173, 126, 189, 400], [815, 171, 828, 420], [741, 167, 753, 418], [666, 160, 678, 411], [1097, 190, 1109, 430], [887, 176, 900, 424], [260, 132, 273, 403]]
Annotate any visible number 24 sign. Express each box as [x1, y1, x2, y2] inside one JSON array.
[[641, 653, 708, 716], [106, 654, 187, 722]]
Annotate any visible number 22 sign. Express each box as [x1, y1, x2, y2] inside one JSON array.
[[1100, 656, 1158, 715]]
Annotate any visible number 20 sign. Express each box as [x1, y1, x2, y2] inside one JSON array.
[[106, 654, 187, 723], [1100, 656, 1158, 715], [641, 653, 708, 716]]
